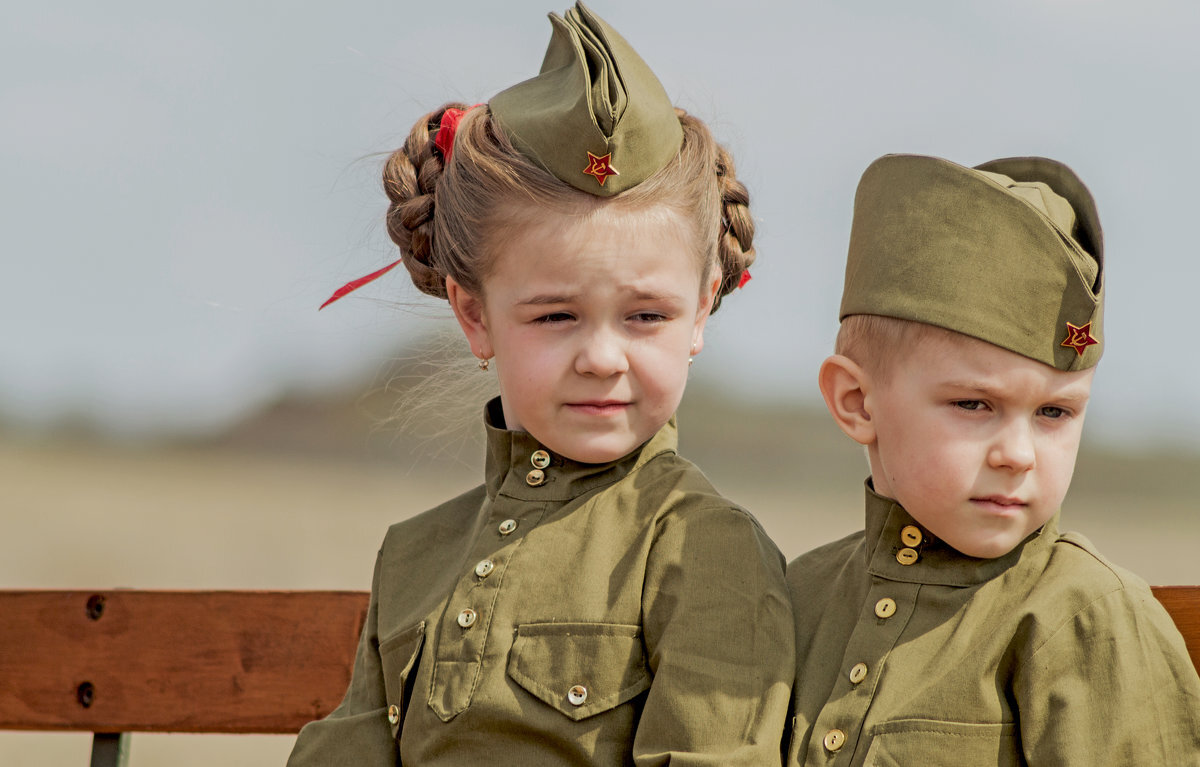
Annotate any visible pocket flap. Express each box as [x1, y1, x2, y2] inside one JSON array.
[[507, 622, 651, 721]]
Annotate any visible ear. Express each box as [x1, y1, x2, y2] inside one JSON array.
[[446, 276, 493, 360], [818, 354, 876, 446], [690, 272, 722, 355]]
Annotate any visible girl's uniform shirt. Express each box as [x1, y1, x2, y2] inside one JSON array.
[[786, 484, 1200, 766], [289, 398, 794, 766]]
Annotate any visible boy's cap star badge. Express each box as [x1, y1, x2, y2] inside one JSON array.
[[583, 152, 619, 186], [1061, 321, 1099, 356]]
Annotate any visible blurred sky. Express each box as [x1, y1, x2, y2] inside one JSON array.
[[2, 0, 1198, 446]]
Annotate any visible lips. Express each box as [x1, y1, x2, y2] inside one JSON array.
[[566, 400, 630, 415], [970, 495, 1028, 514]]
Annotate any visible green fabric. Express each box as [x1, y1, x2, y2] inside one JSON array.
[[489, 2, 683, 197], [287, 398, 794, 766], [784, 484, 1200, 765], [840, 154, 1105, 371]]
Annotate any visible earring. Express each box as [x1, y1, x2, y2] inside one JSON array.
[[478, 357, 491, 372], [688, 343, 696, 367]]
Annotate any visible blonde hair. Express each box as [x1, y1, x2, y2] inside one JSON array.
[[382, 104, 755, 312], [836, 314, 959, 378]]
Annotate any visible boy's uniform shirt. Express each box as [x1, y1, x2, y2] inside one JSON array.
[[786, 483, 1200, 766], [288, 398, 794, 767]]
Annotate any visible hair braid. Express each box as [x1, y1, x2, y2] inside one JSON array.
[[712, 145, 756, 312], [382, 103, 470, 299]]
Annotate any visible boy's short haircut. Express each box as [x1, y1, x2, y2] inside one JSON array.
[[834, 314, 959, 378]]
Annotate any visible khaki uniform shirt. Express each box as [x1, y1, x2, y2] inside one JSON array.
[[785, 484, 1200, 766], [289, 400, 794, 766]]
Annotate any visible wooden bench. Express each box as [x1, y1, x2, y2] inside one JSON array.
[[2, 587, 1198, 766]]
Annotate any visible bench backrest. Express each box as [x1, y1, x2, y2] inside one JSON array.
[[1, 587, 1197, 736]]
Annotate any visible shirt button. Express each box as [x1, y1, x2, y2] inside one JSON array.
[[386, 704, 399, 724], [567, 685, 588, 706], [900, 525, 923, 547], [823, 728, 846, 752], [849, 662, 868, 684], [896, 547, 919, 565], [456, 608, 477, 628], [474, 559, 495, 578], [530, 450, 551, 469], [875, 597, 897, 618], [498, 519, 518, 535], [525, 468, 546, 486]]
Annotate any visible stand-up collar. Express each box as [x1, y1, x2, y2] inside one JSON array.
[[482, 397, 678, 503], [862, 480, 1059, 587]]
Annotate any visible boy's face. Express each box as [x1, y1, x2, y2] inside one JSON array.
[[864, 331, 1094, 558]]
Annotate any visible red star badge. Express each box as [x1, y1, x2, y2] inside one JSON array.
[[582, 151, 619, 186], [1060, 321, 1098, 356]]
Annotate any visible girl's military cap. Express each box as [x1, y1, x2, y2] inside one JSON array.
[[840, 154, 1104, 371], [488, 2, 682, 196]]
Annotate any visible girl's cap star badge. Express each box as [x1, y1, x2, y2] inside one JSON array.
[[1061, 321, 1099, 356], [583, 152, 619, 186]]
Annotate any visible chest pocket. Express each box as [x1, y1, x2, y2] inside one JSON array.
[[863, 719, 1020, 766], [378, 620, 426, 739], [507, 621, 652, 722]]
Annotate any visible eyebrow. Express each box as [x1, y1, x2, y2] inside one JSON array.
[[941, 380, 1091, 403], [516, 288, 683, 306]]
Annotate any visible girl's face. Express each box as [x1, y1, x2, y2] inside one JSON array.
[[448, 204, 719, 464]]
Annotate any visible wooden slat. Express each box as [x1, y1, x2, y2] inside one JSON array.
[[0, 590, 368, 734], [1152, 585, 1200, 674]]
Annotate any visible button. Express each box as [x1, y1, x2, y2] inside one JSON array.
[[474, 559, 495, 578], [567, 685, 588, 706], [525, 469, 545, 487], [823, 728, 846, 752], [875, 597, 897, 618], [896, 547, 919, 565], [530, 450, 551, 469], [849, 662, 868, 684], [456, 608, 477, 628], [386, 704, 399, 724], [498, 519, 518, 535], [900, 525, 923, 547]]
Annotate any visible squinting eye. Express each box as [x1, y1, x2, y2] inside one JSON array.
[[535, 312, 574, 324], [631, 312, 668, 323], [954, 400, 985, 411]]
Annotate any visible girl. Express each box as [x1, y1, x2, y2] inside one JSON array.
[[290, 4, 793, 764]]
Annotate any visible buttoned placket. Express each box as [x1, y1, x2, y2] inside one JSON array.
[[426, 450, 557, 720], [804, 544, 921, 764]]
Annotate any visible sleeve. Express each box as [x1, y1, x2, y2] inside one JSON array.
[[286, 550, 400, 767], [633, 503, 795, 766], [1015, 584, 1200, 766]]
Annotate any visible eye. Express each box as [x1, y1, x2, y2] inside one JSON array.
[[954, 400, 987, 412], [533, 311, 574, 324], [1039, 406, 1068, 419], [630, 311, 669, 323]]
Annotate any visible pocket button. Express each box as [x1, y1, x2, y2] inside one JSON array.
[[567, 685, 588, 706]]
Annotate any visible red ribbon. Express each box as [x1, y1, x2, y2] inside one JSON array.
[[318, 258, 403, 310], [434, 104, 482, 162], [737, 269, 752, 289]]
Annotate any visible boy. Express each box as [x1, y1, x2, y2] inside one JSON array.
[[786, 154, 1200, 765]]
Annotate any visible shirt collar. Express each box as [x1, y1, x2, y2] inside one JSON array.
[[482, 397, 678, 503], [862, 479, 1059, 587]]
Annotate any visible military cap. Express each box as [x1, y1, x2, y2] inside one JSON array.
[[840, 154, 1104, 371], [489, 2, 683, 196]]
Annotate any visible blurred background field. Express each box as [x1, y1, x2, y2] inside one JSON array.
[[3, 368, 1198, 765]]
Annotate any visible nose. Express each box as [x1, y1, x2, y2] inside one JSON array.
[[574, 325, 630, 378], [987, 418, 1036, 473]]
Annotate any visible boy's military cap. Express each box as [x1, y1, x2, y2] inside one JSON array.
[[489, 2, 683, 196], [840, 154, 1104, 371]]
